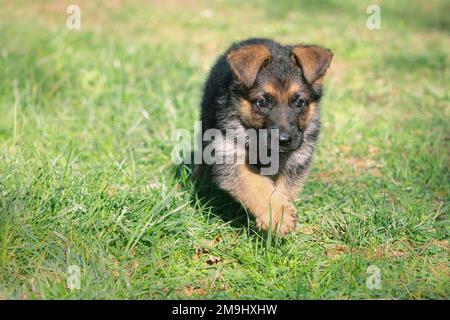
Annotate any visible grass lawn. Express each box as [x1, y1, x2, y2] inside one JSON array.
[[0, 0, 449, 299]]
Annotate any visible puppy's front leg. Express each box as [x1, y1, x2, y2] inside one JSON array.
[[215, 163, 297, 236], [275, 173, 303, 202]]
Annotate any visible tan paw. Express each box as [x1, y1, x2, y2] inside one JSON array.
[[255, 194, 298, 236]]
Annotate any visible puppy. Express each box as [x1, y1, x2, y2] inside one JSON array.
[[196, 38, 332, 236]]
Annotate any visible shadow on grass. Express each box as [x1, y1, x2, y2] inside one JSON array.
[[174, 162, 251, 231]]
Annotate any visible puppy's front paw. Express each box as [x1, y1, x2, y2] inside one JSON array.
[[275, 202, 298, 236], [256, 193, 297, 236]]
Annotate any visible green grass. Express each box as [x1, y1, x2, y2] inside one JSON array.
[[0, 0, 449, 299]]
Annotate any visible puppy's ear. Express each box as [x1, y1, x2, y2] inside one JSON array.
[[291, 45, 333, 84], [227, 44, 272, 88]]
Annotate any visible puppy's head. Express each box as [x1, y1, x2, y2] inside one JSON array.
[[227, 41, 332, 152]]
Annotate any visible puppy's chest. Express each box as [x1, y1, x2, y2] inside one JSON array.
[[245, 151, 290, 176]]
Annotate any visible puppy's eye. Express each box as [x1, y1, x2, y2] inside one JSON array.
[[256, 98, 269, 108], [293, 96, 306, 109]]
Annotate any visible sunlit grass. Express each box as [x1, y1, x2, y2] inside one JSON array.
[[0, 0, 448, 299]]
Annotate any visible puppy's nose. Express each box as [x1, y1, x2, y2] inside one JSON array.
[[279, 132, 292, 145]]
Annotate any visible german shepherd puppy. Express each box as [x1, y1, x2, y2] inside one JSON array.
[[196, 38, 332, 236]]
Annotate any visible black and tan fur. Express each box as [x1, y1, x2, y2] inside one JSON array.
[[196, 38, 333, 236]]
